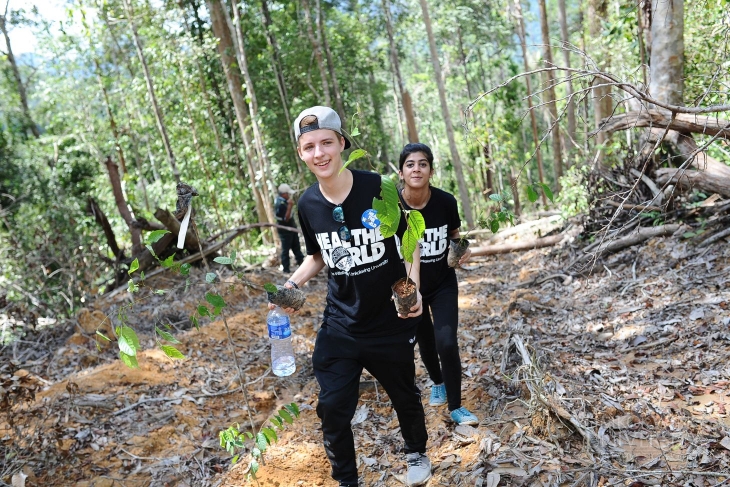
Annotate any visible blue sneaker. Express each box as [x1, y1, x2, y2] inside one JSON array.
[[450, 407, 479, 425], [429, 383, 446, 406]]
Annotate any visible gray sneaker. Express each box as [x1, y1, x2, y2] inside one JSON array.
[[406, 452, 432, 486]]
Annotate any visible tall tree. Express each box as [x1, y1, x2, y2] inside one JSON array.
[[418, 0, 473, 227], [317, 0, 346, 122], [649, 0, 683, 105], [557, 0, 576, 146], [0, 10, 40, 138], [121, 0, 181, 182], [382, 0, 418, 143], [206, 0, 270, 229], [588, 0, 611, 151], [513, 0, 548, 207], [538, 0, 564, 187], [301, 0, 332, 107]]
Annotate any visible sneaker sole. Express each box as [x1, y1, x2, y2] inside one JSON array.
[[408, 472, 432, 487]]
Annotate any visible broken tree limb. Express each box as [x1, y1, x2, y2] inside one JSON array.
[[595, 110, 730, 140], [573, 224, 682, 268], [503, 334, 609, 457], [154, 208, 210, 251], [87, 197, 123, 260], [655, 168, 730, 198], [471, 234, 564, 256], [605, 200, 662, 212], [105, 156, 142, 254]]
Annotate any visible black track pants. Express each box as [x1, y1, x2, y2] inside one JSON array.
[[278, 231, 304, 272], [312, 324, 428, 485], [416, 272, 462, 411]]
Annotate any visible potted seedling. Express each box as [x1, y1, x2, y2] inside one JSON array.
[[265, 283, 307, 311], [372, 175, 426, 315]]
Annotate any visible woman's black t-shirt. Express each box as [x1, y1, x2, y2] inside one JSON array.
[[297, 170, 418, 337], [400, 186, 461, 297]]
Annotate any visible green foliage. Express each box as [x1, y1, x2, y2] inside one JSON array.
[[219, 403, 301, 480], [557, 165, 591, 218], [372, 176, 426, 265]]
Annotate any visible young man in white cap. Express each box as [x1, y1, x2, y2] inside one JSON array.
[[273, 106, 432, 487], [274, 182, 304, 273]]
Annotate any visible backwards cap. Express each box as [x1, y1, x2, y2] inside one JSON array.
[[293, 106, 351, 150]]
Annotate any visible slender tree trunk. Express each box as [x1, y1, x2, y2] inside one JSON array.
[[122, 0, 181, 183], [538, 0, 564, 188], [418, 0, 473, 227], [301, 0, 332, 107], [176, 56, 225, 230], [456, 26, 472, 101], [368, 65, 389, 164], [557, 0, 576, 146], [1, 14, 40, 138], [382, 0, 418, 143], [637, 0, 648, 86], [105, 157, 143, 254], [206, 0, 270, 232], [514, 0, 548, 207], [588, 0, 611, 151], [260, 0, 299, 159], [317, 0, 346, 122], [649, 0, 683, 106], [225, 0, 277, 235]]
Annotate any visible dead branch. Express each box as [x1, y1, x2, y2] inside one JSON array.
[[105, 156, 142, 254], [471, 234, 564, 256], [655, 168, 730, 198], [154, 207, 210, 251], [605, 200, 662, 212], [573, 224, 682, 268], [595, 110, 730, 140]]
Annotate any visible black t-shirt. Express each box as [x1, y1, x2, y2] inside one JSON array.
[[400, 186, 461, 297], [275, 195, 297, 231], [298, 170, 418, 337]]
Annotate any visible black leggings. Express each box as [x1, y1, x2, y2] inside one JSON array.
[[416, 272, 462, 411], [312, 325, 428, 485]]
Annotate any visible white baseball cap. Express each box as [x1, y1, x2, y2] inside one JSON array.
[[278, 183, 295, 194], [293, 106, 351, 150]]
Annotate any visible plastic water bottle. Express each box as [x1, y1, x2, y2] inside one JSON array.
[[267, 307, 296, 377]]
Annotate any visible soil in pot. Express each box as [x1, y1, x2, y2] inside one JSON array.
[[391, 277, 418, 316], [267, 285, 307, 311], [447, 238, 470, 268]]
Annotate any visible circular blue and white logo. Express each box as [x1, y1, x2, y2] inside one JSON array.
[[361, 209, 381, 229]]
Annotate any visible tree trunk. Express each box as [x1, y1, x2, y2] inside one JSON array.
[[122, 0, 181, 183], [87, 197, 123, 261], [94, 61, 127, 174], [367, 65, 389, 164], [260, 0, 299, 160], [598, 110, 730, 140], [154, 208, 210, 251], [418, 0, 473, 227], [588, 0, 611, 150], [104, 157, 143, 254], [301, 0, 332, 107], [557, 0, 576, 146], [206, 0, 270, 231], [514, 0, 548, 208], [382, 0, 418, 143], [225, 0, 278, 237], [649, 0, 684, 106], [0, 14, 40, 138], [538, 0, 564, 187], [317, 0, 346, 123], [456, 26, 472, 101]]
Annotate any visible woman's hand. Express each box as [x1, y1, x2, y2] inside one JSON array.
[[399, 289, 423, 318], [459, 247, 472, 266]]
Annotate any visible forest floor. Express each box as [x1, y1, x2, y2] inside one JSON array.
[[2, 224, 730, 487]]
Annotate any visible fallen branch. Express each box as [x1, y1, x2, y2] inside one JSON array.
[[655, 168, 730, 198], [471, 234, 564, 256], [503, 334, 609, 457], [573, 224, 682, 268], [596, 110, 730, 141], [605, 200, 662, 212]]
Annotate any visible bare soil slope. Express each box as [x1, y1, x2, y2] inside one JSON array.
[[2, 232, 730, 486]]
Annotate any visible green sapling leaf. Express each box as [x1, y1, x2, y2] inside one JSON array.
[[197, 305, 210, 317], [128, 258, 139, 275], [205, 272, 217, 283], [160, 345, 185, 360], [205, 292, 226, 308], [161, 254, 176, 268], [214, 256, 233, 265], [285, 402, 300, 417], [264, 283, 278, 293], [262, 427, 277, 443], [526, 185, 539, 203], [180, 263, 191, 275], [350, 127, 360, 137], [489, 193, 502, 202], [539, 183, 555, 202], [119, 351, 139, 368], [96, 330, 111, 341], [156, 326, 179, 343], [279, 409, 293, 424], [146, 229, 170, 244], [270, 416, 282, 429], [340, 148, 367, 173], [256, 432, 269, 451], [490, 219, 500, 234]]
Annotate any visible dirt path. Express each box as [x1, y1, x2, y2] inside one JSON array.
[[2, 234, 730, 486]]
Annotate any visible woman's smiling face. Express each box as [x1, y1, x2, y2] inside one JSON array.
[[400, 151, 433, 189], [297, 129, 346, 181]]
